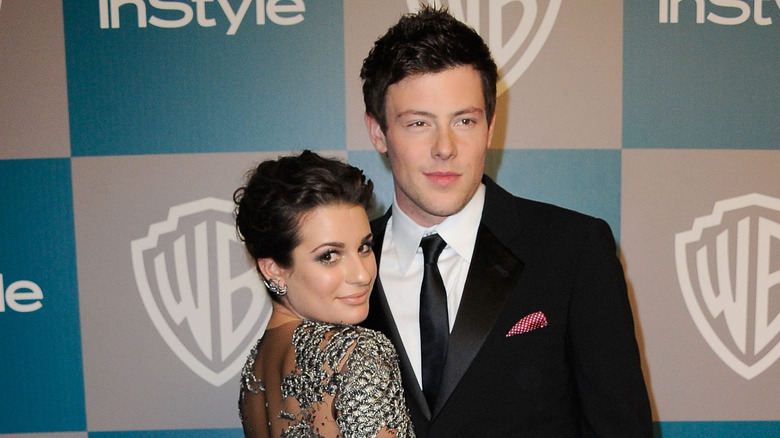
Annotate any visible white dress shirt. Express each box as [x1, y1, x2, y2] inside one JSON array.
[[378, 184, 485, 387]]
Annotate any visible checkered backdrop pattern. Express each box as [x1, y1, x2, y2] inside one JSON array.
[[1, 1, 778, 436]]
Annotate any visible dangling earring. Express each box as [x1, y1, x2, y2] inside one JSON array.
[[263, 278, 288, 296]]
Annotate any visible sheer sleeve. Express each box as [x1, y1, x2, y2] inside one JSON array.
[[332, 327, 414, 438]]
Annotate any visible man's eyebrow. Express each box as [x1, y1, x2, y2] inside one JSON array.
[[394, 107, 485, 120], [395, 110, 435, 120], [451, 107, 485, 118]]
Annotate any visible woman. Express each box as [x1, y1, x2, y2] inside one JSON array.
[[235, 150, 414, 438]]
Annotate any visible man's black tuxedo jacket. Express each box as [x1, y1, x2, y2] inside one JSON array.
[[363, 176, 652, 437]]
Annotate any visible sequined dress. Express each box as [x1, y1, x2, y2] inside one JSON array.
[[239, 320, 415, 438]]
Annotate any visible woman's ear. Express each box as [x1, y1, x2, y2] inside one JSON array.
[[257, 257, 282, 282]]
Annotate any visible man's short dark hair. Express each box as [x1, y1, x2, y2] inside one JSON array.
[[360, 5, 498, 131]]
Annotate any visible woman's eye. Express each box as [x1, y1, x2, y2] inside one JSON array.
[[317, 250, 340, 265], [359, 241, 374, 255]]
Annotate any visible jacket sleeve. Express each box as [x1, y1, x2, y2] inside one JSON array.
[[567, 218, 653, 437]]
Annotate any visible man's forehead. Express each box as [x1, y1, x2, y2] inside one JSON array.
[[384, 68, 486, 113]]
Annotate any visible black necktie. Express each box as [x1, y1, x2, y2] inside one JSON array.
[[419, 233, 449, 408]]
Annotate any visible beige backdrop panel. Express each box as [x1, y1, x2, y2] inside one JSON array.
[[622, 149, 780, 421]]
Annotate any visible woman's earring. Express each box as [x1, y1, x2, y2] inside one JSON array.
[[263, 278, 288, 296]]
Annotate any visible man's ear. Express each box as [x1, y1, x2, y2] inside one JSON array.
[[364, 113, 388, 154], [257, 257, 283, 282], [486, 111, 497, 149]]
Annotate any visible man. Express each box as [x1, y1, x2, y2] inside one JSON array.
[[360, 6, 652, 437]]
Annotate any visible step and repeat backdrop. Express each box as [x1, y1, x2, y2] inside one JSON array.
[[1, 1, 778, 437]]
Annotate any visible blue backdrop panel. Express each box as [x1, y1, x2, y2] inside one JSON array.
[[654, 421, 780, 438], [624, 1, 780, 149], [0, 159, 86, 433], [347, 150, 394, 218], [63, 0, 345, 156], [487, 149, 622, 241]]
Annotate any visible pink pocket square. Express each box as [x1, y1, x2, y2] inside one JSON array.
[[506, 311, 548, 337]]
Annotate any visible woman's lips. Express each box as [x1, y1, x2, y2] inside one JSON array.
[[338, 291, 370, 305]]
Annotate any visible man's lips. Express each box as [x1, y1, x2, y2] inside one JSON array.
[[425, 171, 460, 186]]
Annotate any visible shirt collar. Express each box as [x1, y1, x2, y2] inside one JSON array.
[[390, 183, 485, 273]]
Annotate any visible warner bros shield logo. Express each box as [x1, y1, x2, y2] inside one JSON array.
[[407, 0, 561, 95], [131, 197, 271, 387], [675, 193, 780, 380]]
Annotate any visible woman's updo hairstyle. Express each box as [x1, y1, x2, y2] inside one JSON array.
[[234, 150, 374, 270]]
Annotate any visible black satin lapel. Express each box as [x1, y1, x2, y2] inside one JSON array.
[[433, 223, 524, 414]]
